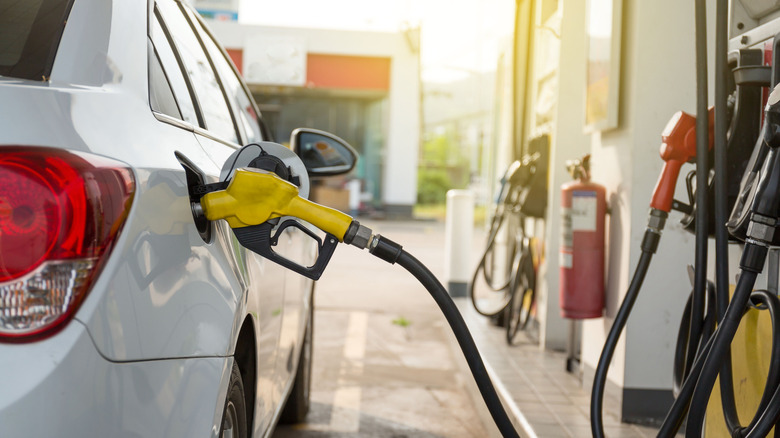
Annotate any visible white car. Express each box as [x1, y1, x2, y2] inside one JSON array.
[[0, 0, 355, 436]]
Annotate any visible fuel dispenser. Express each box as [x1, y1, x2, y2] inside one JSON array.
[[469, 134, 548, 345], [589, 0, 780, 435]]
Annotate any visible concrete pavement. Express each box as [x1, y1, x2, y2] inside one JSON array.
[[273, 219, 494, 437]]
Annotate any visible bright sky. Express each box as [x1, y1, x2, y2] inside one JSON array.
[[239, 0, 515, 83], [588, 0, 613, 37]]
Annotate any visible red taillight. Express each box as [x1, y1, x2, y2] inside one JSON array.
[[0, 147, 135, 341]]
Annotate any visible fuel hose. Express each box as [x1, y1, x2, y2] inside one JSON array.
[[671, 280, 715, 396], [367, 234, 520, 438], [194, 157, 523, 436], [684, 0, 711, 400], [659, 270, 780, 438], [470, 168, 525, 318], [469, 201, 521, 317], [590, 214, 665, 438], [712, 0, 742, 430]]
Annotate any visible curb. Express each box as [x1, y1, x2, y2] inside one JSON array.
[[444, 299, 537, 438]]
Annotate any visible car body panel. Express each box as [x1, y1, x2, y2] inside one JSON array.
[[0, 0, 314, 435], [0, 80, 245, 361], [0, 321, 231, 438]]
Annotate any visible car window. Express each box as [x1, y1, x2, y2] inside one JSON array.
[[150, 11, 198, 125], [148, 41, 182, 120], [0, 0, 73, 81], [156, 0, 238, 144], [185, 8, 264, 144]]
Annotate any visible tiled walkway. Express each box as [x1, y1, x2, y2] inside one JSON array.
[[454, 299, 660, 438]]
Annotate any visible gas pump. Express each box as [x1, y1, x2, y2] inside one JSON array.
[[591, 1, 780, 436]]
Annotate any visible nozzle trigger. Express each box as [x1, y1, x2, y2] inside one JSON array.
[[232, 220, 338, 280]]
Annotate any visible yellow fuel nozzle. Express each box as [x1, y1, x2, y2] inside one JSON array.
[[201, 167, 354, 241], [178, 153, 371, 280]]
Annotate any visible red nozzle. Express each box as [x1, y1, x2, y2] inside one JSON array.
[[649, 108, 714, 212]]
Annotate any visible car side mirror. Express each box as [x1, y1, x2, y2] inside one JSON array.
[[290, 128, 358, 177]]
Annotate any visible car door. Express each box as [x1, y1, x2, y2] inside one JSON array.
[[152, 0, 287, 428], [181, 7, 315, 390]]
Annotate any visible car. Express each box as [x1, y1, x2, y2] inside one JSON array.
[[0, 0, 355, 436]]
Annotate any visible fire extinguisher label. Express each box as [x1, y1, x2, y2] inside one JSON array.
[[572, 191, 598, 231], [561, 206, 574, 268], [560, 251, 573, 268], [561, 207, 573, 248]]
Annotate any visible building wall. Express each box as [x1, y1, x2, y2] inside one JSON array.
[[208, 22, 420, 213]]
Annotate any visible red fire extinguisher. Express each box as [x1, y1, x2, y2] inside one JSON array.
[[560, 154, 607, 319]]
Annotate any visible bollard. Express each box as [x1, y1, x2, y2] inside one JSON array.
[[444, 189, 475, 297], [346, 179, 361, 216]]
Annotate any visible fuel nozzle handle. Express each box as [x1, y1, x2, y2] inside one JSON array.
[[201, 167, 373, 248], [650, 109, 714, 212], [201, 168, 351, 236], [741, 84, 780, 245], [764, 83, 780, 148], [198, 167, 373, 279]]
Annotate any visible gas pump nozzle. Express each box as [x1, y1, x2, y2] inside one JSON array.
[[728, 83, 780, 244], [650, 109, 714, 213], [764, 84, 780, 146], [177, 143, 372, 280], [200, 167, 373, 279]]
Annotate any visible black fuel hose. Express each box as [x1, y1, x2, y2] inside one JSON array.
[[666, 289, 780, 438], [672, 281, 716, 396], [712, 0, 743, 430], [683, 0, 711, 399], [368, 234, 520, 438], [684, 244, 780, 437], [658, 249, 777, 437], [737, 290, 780, 437], [470, 206, 519, 317], [470, 183, 524, 318], [659, 321, 719, 437], [590, 224, 662, 438]]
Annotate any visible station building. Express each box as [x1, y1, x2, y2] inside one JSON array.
[[207, 20, 421, 217]]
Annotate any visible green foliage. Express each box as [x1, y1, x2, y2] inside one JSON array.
[[417, 134, 470, 205], [420, 135, 451, 165], [392, 316, 411, 327], [417, 168, 452, 205]]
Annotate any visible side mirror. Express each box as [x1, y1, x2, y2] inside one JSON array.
[[291, 128, 358, 177]]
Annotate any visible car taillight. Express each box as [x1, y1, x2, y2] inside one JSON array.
[[0, 147, 135, 341]]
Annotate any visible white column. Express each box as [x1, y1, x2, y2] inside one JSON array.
[[445, 189, 475, 297]]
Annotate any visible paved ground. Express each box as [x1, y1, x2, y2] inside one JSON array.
[[272, 218, 674, 438], [272, 219, 493, 437]]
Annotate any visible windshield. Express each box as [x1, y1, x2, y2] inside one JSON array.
[[0, 0, 74, 81]]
